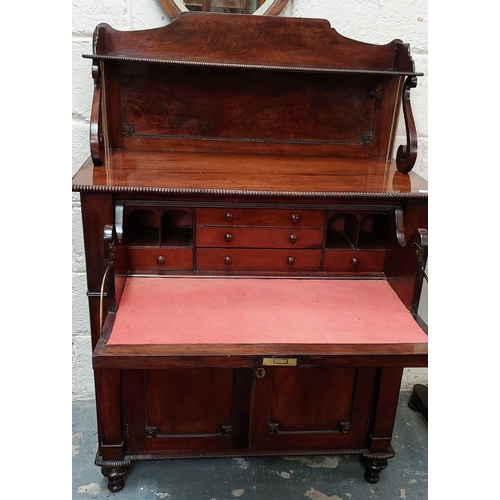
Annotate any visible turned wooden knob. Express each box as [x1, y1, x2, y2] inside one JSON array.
[[291, 214, 299, 223], [286, 256, 295, 265], [351, 257, 360, 267], [225, 233, 233, 242], [225, 212, 233, 221], [156, 255, 165, 265], [289, 234, 297, 243], [224, 256, 232, 265]]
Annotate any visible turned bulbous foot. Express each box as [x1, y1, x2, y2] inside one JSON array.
[[361, 457, 388, 483], [101, 465, 128, 492]]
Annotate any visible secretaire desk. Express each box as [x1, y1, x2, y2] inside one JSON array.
[[72, 12, 428, 492]]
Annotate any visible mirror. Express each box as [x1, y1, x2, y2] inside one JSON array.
[[158, 0, 290, 18]]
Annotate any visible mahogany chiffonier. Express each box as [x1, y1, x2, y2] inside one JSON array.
[[72, 13, 428, 492]]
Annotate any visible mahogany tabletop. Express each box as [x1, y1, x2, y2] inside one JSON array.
[[72, 151, 428, 198]]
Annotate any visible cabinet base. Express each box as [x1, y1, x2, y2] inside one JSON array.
[[96, 449, 395, 492]]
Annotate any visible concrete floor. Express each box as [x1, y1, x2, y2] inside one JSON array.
[[72, 391, 427, 499]]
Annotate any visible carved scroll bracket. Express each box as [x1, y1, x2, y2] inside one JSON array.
[[396, 76, 418, 173], [99, 224, 117, 337], [115, 201, 124, 244], [90, 61, 105, 165], [394, 206, 407, 247]]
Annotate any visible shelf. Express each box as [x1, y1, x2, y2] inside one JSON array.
[[72, 154, 428, 198], [127, 208, 160, 246], [162, 228, 193, 247], [325, 232, 354, 250], [325, 211, 391, 250], [82, 53, 422, 77], [357, 232, 385, 249]]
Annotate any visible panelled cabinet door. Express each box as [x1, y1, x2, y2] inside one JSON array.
[[251, 367, 376, 451], [123, 367, 377, 456], [123, 369, 252, 454]]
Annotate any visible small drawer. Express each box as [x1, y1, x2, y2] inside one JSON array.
[[196, 227, 324, 249], [197, 249, 322, 272], [128, 248, 193, 272], [197, 208, 325, 227], [323, 250, 386, 273]]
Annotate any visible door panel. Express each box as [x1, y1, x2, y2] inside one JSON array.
[[125, 368, 249, 453], [269, 367, 354, 432], [251, 367, 369, 450], [145, 369, 233, 435]]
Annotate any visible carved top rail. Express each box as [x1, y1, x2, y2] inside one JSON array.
[[85, 13, 421, 73]]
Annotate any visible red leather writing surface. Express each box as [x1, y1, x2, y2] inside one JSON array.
[[108, 278, 428, 345]]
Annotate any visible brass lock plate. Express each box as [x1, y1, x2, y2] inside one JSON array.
[[262, 357, 297, 366]]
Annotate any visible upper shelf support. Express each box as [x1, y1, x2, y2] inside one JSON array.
[[90, 61, 105, 166], [396, 76, 418, 173]]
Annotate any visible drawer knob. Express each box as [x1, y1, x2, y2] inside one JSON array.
[[351, 257, 360, 267], [291, 214, 300, 223], [224, 256, 232, 265], [289, 234, 297, 243], [156, 255, 165, 265], [225, 212, 233, 221], [225, 233, 233, 242], [286, 256, 295, 265]]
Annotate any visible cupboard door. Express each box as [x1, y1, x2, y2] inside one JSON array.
[[251, 367, 372, 450], [124, 368, 252, 454]]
